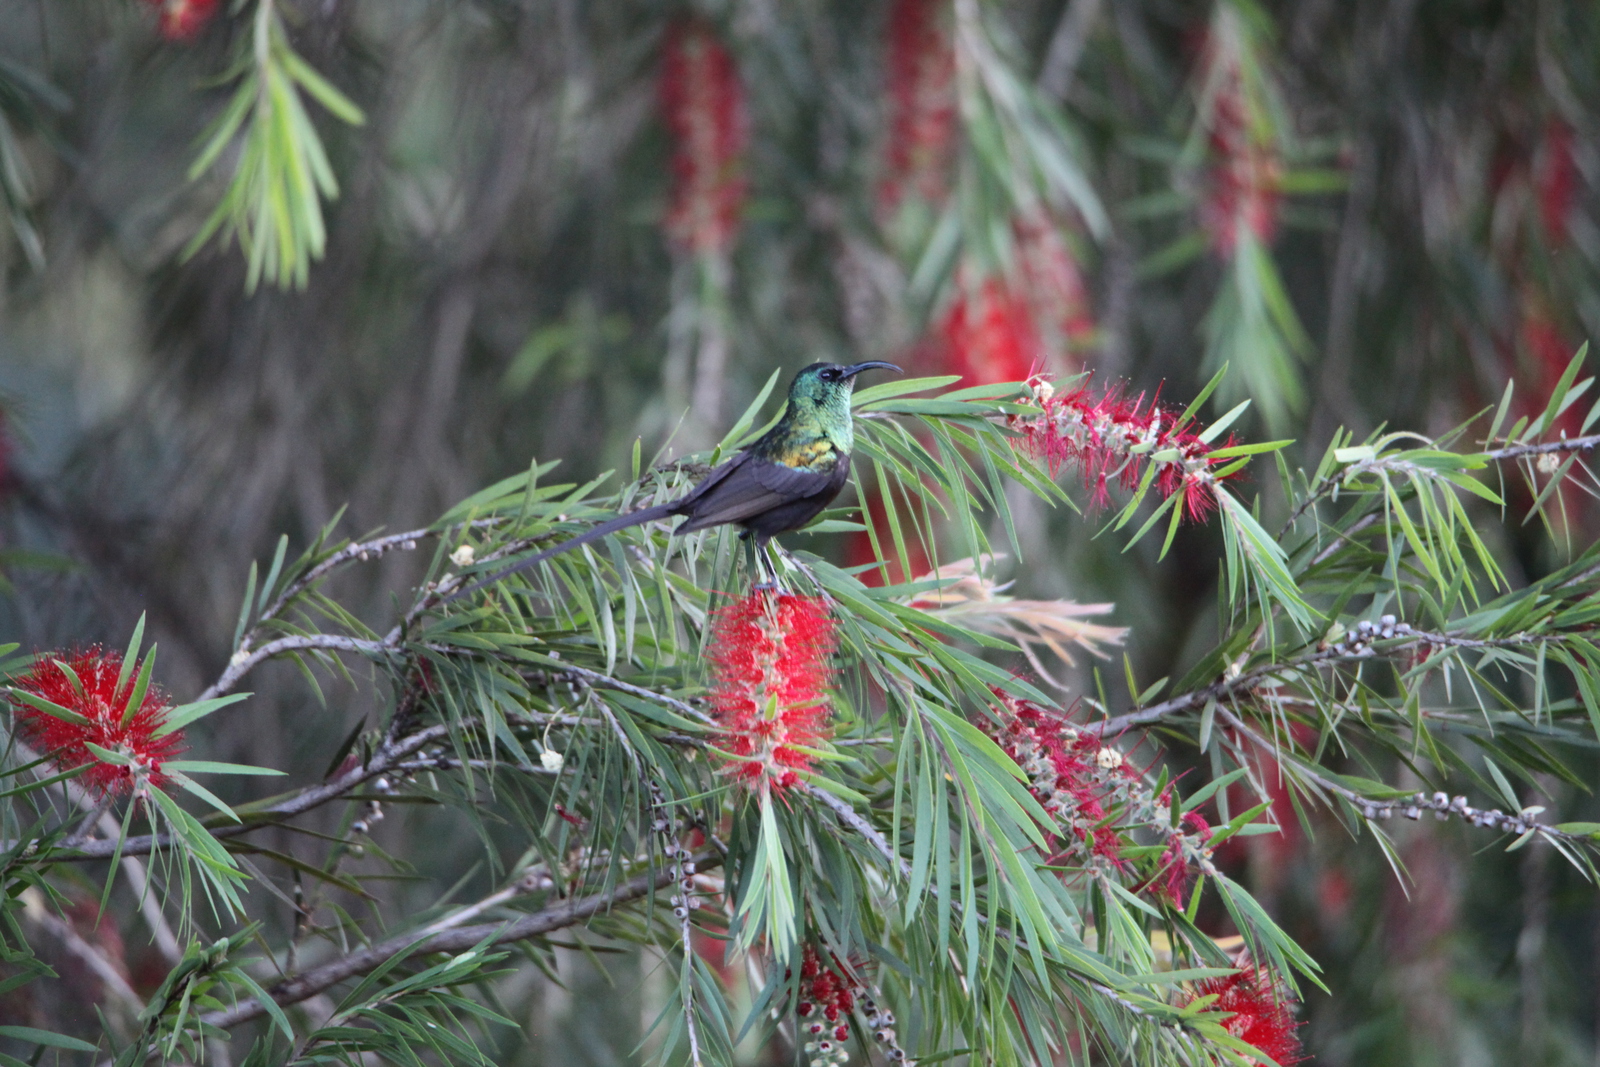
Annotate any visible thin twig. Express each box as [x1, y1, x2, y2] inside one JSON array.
[[34, 725, 452, 861], [1483, 433, 1600, 461], [1090, 626, 1543, 737], [801, 784, 908, 878], [199, 849, 721, 1030], [201, 634, 391, 702], [59, 792, 116, 850], [557, 664, 714, 726]]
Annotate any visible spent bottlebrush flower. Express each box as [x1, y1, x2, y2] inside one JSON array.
[[143, 0, 222, 41], [707, 592, 837, 790], [985, 688, 1133, 872], [1007, 375, 1238, 520], [1147, 805, 1213, 906], [796, 944, 855, 1040], [1179, 962, 1305, 1066], [878, 0, 957, 217], [905, 556, 1125, 687], [7, 650, 184, 796], [660, 18, 749, 256]]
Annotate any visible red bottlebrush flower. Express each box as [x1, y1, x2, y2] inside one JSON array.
[[1196, 16, 1282, 257], [1535, 119, 1578, 247], [1179, 962, 1305, 1065], [1007, 375, 1237, 522], [938, 278, 1042, 386], [707, 592, 837, 790], [660, 19, 749, 256], [142, 0, 221, 41], [7, 650, 184, 796], [878, 0, 957, 217], [984, 688, 1134, 873]]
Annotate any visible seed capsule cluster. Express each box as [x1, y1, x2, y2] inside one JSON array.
[[350, 775, 394, 835], [1354, 788, 1546, 834], [793, 948, 916, 1067], [855, 987, 912, 1066], [649, 779, 698, 923], [1324, 614, 1412, 657]]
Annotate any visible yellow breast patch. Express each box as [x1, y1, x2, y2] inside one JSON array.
[[782, 438, 839, 472]]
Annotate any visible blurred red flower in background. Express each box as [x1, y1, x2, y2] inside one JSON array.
[[1535, 119, 1577, 247], [1197, 23, 1282, 257], [938, 278, 1041, 386], [144, 0, 221, 41], [660, 19, 749, 256], [1013, 214, 1096, 353], [879, 0, 956, 216]]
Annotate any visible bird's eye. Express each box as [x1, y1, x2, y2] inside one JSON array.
[[822, 368, 839, 381]]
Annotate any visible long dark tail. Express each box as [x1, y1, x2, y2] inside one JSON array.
[[444, 503, 678, 604]]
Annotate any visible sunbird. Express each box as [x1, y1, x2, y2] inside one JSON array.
[[449, 360, 901, 601]]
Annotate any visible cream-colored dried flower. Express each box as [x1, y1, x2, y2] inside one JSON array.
[[904, 556, 1126, 688]]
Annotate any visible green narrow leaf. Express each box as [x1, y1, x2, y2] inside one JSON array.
[[114, 613, 146, 700], [258, 534, 289, 614], [8, 688, 90, 727], [164, 760, 285, 776], [155, 694, 253, 739], [119, 646, 157, 728], [234, 561, 258, 650]]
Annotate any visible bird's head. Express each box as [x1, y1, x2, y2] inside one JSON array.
[[786, 361, 902, 420]]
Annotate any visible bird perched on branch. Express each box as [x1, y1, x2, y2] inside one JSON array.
[[448, 360, 901, 601]]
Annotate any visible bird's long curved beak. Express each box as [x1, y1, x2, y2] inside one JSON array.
[[841, 361, 903, 379]]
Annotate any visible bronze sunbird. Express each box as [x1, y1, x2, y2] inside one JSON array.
[[449, 360, 900, 600]]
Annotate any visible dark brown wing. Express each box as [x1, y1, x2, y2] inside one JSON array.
[[738, 457, 852, 540], [673, 452, 843, 533]]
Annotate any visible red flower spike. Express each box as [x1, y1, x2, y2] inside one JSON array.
[[707, 592, 837, 789], [1179, 963, 1305, 1065], [879, 0, 957, 216], [8, 650, 185, 796], [142, 0, 221, 41], [1007, 376, 1238, 523], [660, 19, 749, 256]]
